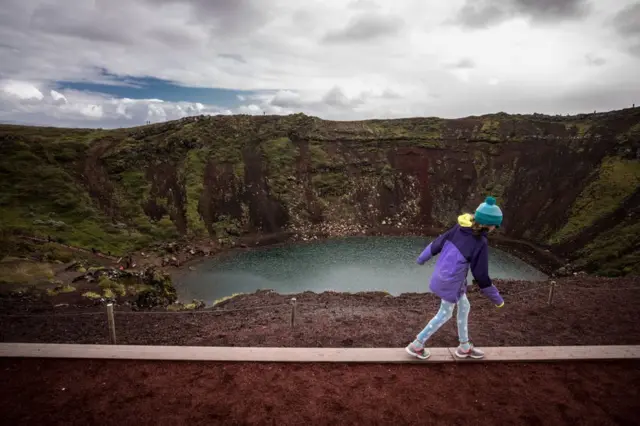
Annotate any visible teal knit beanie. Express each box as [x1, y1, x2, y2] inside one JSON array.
[[474, 196, 503, 227]]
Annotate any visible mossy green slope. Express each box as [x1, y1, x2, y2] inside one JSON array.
[[0, 108, 638, 276], [550, 157, 640, 244]]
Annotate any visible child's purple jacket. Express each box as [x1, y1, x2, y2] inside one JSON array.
[[417, 214, 504, 306]]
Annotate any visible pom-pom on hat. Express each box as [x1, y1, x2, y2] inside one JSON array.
[[474, 196, 503, 227]]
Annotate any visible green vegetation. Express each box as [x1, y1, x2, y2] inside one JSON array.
[[98, 276, 126, 296], [476, 120, 501, 141], [0, 261, 54, 285], [134, 268, 177, 307], [167, 299, 205, 311], [181, 148, 208, 235], [82, 291, 102, 300], [565, 122, 591, 137], [212, 215, 242, 239], [213, 292, 243, 306], [550, 157, 640, 244], [153, 216, 180, 240], [312, 172, 349, 198], [471, 151, 514, 203], [115, 170, 150, 222], [616, 122, 640, 144], [212, 143, 243, 164], [0, 133, 147, 255], [309, 143, 332, 170], [575, 219, 640, 276], [365, 118, 442, 141], [127, 284, 152, 296], [47, 284, 75, 296], [1, 109, 639, 277], [472, 150, 488, 177], [40, 243, 75, 263], [261, 137, 298, 200]]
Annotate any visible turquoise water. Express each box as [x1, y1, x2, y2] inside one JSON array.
[[175, 236, 547, 303]]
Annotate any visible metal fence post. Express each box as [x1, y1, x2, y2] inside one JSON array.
[[106, 303, 117, 344], [290, 297, 297, 328], [547, 281, 557, 306]]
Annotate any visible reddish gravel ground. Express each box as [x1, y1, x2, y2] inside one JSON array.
[[1, 358, 639, 426], [2, 277, 639, 348]]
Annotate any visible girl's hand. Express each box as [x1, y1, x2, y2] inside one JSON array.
[[480, 285, 504, 306]]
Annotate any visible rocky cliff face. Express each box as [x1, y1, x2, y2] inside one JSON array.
[[1, 108, 639, 276]]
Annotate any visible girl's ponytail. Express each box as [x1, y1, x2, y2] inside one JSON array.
[[470, 216, 492, 236]]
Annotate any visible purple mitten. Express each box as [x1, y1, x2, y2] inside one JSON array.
[[416, 243, 433, 265], [480, 285, 504, 307]]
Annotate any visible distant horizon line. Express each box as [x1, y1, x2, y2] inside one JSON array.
[[1, 105, 638, 130]]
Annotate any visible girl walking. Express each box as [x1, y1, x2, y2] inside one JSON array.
[[406, 196, 505, 360]]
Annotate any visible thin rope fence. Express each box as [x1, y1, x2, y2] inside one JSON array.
[[115, 303, 293, 315], [559, 285, 640, 292], [0, 312, 106, 318], [503, 286, 548, 297], [1, 283, 639, 321]]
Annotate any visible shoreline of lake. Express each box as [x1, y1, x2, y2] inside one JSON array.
[[173, 236, 549, 304]]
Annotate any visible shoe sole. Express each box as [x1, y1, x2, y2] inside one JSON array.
[[405, 346, 431, 360], [454, 351, 484, 360]]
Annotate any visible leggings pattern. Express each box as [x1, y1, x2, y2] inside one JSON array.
[[416, 294, 470, 344]]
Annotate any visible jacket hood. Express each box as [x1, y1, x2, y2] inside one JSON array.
[[458, 213, 474, 228]]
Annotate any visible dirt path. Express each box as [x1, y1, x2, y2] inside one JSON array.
[[1, 358, 638, 425]]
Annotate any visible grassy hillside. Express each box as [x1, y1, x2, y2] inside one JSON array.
[[1, 108, 639, 276], [0, 127, 155, 255]]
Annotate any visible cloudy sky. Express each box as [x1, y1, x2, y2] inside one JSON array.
[[1, 0, 639, 128]]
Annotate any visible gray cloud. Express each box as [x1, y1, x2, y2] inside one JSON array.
[[381, 89, 402, 99], [585, 54, 606, 66], [513, 0, 591, 20], [456, 0, 591, 29], [456, 3, 505, 29], [0, 2, 32, 30], [0, 0, 638, 128], [613, 2, 640, 36], [218, 54, 247, 63], [612, 3, 640, 57], [270, 90, 304, 108], [254, 87, 401, 115], [29, 3, 134, 45], [321, 87, 353, 107], [0, 82, 232, 128], [348, 0, 379, 10], [143, 0, 273, 35], [323, 14, 403, 43], [448, 58, 476, 69], [146, 27, 201, 49]]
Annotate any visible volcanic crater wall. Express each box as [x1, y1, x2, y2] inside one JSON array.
[[0, 108, 639, 275]]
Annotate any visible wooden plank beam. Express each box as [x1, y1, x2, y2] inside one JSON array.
[[0, 344, 638, 363]]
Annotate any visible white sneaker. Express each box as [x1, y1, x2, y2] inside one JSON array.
[[405, 341, 431, 360], [455, 345, 485, 359]]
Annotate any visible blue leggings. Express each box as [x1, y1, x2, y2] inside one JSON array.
[[416, 294, 470, 344]]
